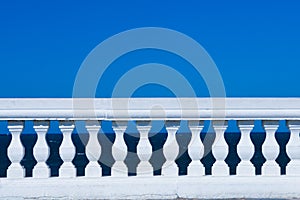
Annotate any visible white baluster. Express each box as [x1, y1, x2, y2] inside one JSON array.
[[7, 121, 25, 178], [59, 121, 76, 178], [162, 121, 180, 176], [237, 120, 255, 176], [187, 120, 205, 176], [85, 120, 102, 177], [112, 121, 128, 177], [262, 120, 280, 176], [212, 121, 229, 176], [287, 120, 300, 176], [33, 121, 50, 178], [136, 121, 153, 176]]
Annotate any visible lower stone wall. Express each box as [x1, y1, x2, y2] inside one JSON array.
[[0, 176, 300, 199]]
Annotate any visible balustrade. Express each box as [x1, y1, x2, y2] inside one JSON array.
[[111, 121, 128, 177], [1, 98, 300, 199], [287, 120, 300, 175], [187, 120, 205, 176], [212, 121, 229, 176], [2, 120, 300, 178], [237, 120, 255, 176], [33, 121, 50, 178], [85, 120, 102, 177], [262, 120, 280, 176], [7, 121, 24, 178], [3, 118, 298, 178]]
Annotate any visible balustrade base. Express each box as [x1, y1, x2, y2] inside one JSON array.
[[1, 176, 300, 199], [187, 161, 205, 176], [111, 162, 128, 177], [236, 162, 255, 176], [59, 163, 76, 178], [136, 162, 153, 176], [33, 163, 50, 178], [7, 164, 25, 179], [286, 160, 300, 176], [161, 162, 178, 176], [262, 161, 281, 176], [85, 162, 102, 177], [212, 161, 229, 176]]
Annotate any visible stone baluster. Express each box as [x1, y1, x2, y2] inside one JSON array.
[[136, 121, 153, 176], [85, 120, 102, 177], [187, 120, 205, 176], [162, 120, 180, 176], [262, 120, 280, 176], [212, 121, 229, 176], [59, 121, 76, 178], [33, 121, 50, 178], [111, 121, 128, 177], [237, 120, 255, 176], [286, 120, 300, 176], [7, 121, 25, 178]]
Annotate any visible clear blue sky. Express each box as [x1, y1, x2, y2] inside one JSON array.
[[0, 1, 300, 97]]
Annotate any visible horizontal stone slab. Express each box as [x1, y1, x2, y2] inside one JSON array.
[[0, 98, 300, 120], [0, 176, 300, 199]]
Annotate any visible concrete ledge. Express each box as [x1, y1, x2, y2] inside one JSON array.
[[1, 98, 300, 120], [1, 176, 300, 199]]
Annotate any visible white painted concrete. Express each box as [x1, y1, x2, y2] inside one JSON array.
[[0, 98, 300, 120], [0, 176, 300, 199], [1, 98, 300, 199]]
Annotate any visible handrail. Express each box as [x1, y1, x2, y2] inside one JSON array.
[[1, 98, 300, 120]]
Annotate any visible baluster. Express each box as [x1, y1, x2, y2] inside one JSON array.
[[162, 120, 180, 176], [33, 121, 50, 178], [136, 121, 153, 176], [262, 120, 280, 176], [7, 121, 25, 178], [187, 120, 205, 176], [112, 121, 128, 177], [212, 121, 229, 176], [59, 120, 76, 178], [85, 120, 102, 177], [236, 120, 255, 176], [287, 120, 300, 175]]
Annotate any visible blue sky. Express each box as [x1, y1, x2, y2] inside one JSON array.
[[0, 1, 300, 97]]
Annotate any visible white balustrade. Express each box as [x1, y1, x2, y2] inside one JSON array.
[[136, 121, 153, 176], [2, 98, 300, 199], [162, 121, 180, 176], [59, 121, 76, 178], [111, 121, 128, 177], [33, 121, 50, 178], [287, 120, 300, 176], [85, 120, 102, 177], [237, 120, 255, 176], [187, 120, 205, 176], [212, 121, 229, 176], [262, 120, 280, 176], [7, 121, 25, 178]]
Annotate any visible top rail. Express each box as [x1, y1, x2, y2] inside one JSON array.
[[0, 98, 300, 120]]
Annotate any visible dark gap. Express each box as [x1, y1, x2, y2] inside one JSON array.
[[124, 132, 139, 176], [200, 132, 216, 175], [275, 131, 290, 175], [149, 132, 167, 176], [99, 133, 115, 176], [250, 131, 266, 175], [20, 134, 37, 177], [225, 132, 241, 175], [0, 134, 11, 177], [72, 133, 89, 176], [175, 132, 191, 175], [46, 133, 63, 177]]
